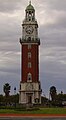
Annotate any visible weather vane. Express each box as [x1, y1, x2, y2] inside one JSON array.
[[29, 0, 31, 5]]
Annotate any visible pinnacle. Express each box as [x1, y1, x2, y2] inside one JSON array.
[[29, 0, 31, 5]]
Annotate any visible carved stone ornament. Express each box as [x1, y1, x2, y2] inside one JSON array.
[[26, 83, 33, 91]]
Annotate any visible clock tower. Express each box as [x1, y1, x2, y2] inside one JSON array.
[[19, 1, 42, 106]]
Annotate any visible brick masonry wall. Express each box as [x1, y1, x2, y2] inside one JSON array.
[[21, 44, 39, 82]]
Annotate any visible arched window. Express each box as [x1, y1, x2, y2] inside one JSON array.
[[28, 37, 31, 41], [27, 73, 32, 81]]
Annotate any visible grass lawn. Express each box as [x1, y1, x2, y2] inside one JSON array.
[[0, 108, 66, 114]]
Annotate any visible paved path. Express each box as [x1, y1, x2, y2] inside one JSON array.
[[0, 118, 66, 120], [0, 114, 66, 118]]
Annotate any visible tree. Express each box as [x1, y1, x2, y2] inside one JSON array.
[[3, 83, 11, 97], [56, 93, 66, 106], [50, 86, 57, 101], [41, 96, 49, 106], [0, 94, 3, 103]]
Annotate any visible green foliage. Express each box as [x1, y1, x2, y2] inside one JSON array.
[[0, 93, 19, 107], [57, 93, 66, 101], [41, 96, 49, 106], [49, 93, 66, 107], [50, 86, 57, 101], [0, 95, 3, 102], [55, 94, 66, 106], [3, 83, 11, 97]]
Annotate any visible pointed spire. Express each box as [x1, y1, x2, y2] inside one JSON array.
[[29, 0, 31, 5]]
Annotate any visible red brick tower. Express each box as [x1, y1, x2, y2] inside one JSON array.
[[19, 1, 41, 106]]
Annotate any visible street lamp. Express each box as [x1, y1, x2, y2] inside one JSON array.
[[14, 87, 16, 108]]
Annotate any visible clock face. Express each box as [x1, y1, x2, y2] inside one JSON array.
[[26, 26, 33, 34]]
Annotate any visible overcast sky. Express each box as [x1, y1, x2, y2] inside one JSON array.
[[0, 0, 66, 97]]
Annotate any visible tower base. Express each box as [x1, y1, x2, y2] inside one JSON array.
[[19, 82, 41, 106]]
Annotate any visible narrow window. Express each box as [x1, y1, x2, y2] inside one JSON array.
[[29, 11, 31, 14], [28, 44, 31, 49], [20, 84, 21, 90], [28, 52, 31, 59], [28, 62, 31, 68], [29, 18, 31, 21]]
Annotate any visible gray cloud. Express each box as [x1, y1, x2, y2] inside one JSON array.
[[36, 0, 66, 11], [0, 0, 22, 13], [47, 0, 66, 11]]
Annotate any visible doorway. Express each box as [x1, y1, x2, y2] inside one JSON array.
[[28, 95, 32, 104], [27, 94, 32, 104]]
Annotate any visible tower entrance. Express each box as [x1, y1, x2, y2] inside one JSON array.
[[27, 94, 32, 104]]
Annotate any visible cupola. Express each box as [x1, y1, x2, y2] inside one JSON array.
[[25, 1, 35, 21]]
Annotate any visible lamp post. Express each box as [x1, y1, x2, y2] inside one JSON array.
[[14, 87, 16, 108]]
